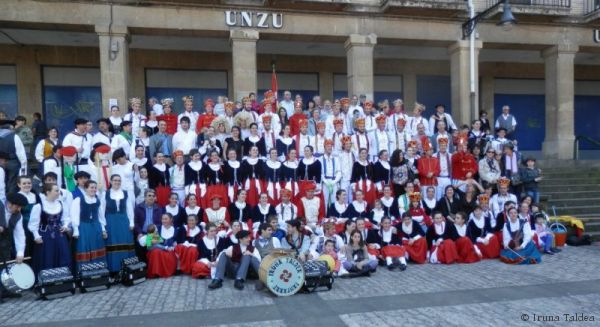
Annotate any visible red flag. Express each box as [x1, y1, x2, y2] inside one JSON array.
[[271, 64, 278, 101]]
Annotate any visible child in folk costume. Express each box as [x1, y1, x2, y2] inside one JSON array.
[[165, 192, 186, 228], [494, 199, 516, 246], [405, 143, 420, 184], [281, 148, 300, 199], [379, 185, 397, 220], [203, 195, 231, 232], [297, 145, 322, 200], [184, 149, 206, 207], [392, 181, 415, 219], [223, 148, 242, 204], [275, 188, 298, 230], [192, 223, 220, 279], [196, 98, 217, 133], [467, 205, 501, 259], [250, 193, 276, 234], [149, 151, 171, 207], [203, 150, 228, 208], [532, 213, 561, 255], [147, 213, 178, 278], [417, 137, 441, 189], [500, 207, 542, 265], [372, 150, 393, 199], [297, 183, 326, 235], [368, 199, 386, 228], [407, 192, 433, 233], [259, 105, 280, 151], [452, 212, 481, 263], [241, 146, 265, 207], [350, 148, 376, 206], [426, 211, 460, 264], [398, 213, 428, 264], [175, 214, 202, 275], [263, 148, 283, 205], [169, 150, 186, 206], [276, 124, 296, 161], [326, 189, 351, 234], [178, 95, 199, 133], [347, 190, 370, 222], [228, 190, 252, 231], [366, 216, 408, 271]]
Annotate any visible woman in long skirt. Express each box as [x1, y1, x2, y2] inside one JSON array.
[[71, 181, 108, 271], [398, 213, 428, 264], [147, 213, 178, 278], [426, 211, 459, 265], [28, 183, 72, 275], [468, 205, 501, 259], [453, 212, 481, 264], [100, 174, 135, 274], [240, 146, 265, 207], [191, 223, 220, 279], [500, 207, 541, 265], [203, 150, 229, 208], [175, 214, 202, 275]]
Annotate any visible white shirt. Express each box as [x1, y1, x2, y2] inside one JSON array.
[[100, 188, 134, 228], [111, 134, 132, 158], [71, 194, 105, 237], [62, 131, 91, 160], [152, 103, 164, 116], [91, 132, 111, 148], [178, 111, 199, 132], [279, 99, 294, 118], [34, 138, 58, 163], [503, 218, 532, 248], [172, 129, 197, 155], [123, 112, 147, 136], [28, 198, 69, 240], [4, 208, 25, 257], [112, 162, 135, 192]]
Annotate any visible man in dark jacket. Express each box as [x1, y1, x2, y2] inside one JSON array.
[[133, 189, 163, 261]]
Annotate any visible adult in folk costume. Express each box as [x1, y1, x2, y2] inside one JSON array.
[[288, 100, 307, 136], [203, 194, 230, 232], [149, 151, 171, 207], [351, 118, 369, 159], [240, 146, 264, 207], [0, 193, 28, 303], [338, 135, 355, 203], [350, 148, 376, 206], [196, 98, 217, 133], [320, 139, 341, 207], [369, 114, 391, 162], [417, 136, 440, 189], [178, 96, 199, 133], [297, 184, 326, 235], [203, 150, 228, 208], [451, 134, 478, 192], [329, 118, 346, 156], [169, 150, 186, 206], [297, 145, 322, 200], [366, 216, 407, 271], [184, 149, 206, 208], [263, 148, 283, 206], [223, 148, 243, 204], [372, 150, 393, 199], [386, 99, 409, 135], [467, 205, 501, 259], [62, 118, 92, 176], [260, 112, 278, 155], [281, 148, 300, 200], [175, 214, 202, 275], [499, 207, 541, 265], [433, 136, 452, 200], [191, 222, 220, 279], [100, 174, 135, 274], [156, 98, 178, 135], [426, 211, 460, 264], [28, 183, 72, 275], [294, 118, 314, 159], [312, 121, 327, 158]]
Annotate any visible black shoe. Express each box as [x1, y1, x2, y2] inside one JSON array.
[[544, 250, 555, 255], [234, 279, 244, 290], [387, 264, 395, 271], [399, 263, 407, 271], [255, 281, 265, 291], [370, 267, 377, 273], [208, 279, 223, 289], [551, 247, 562, 253], [1, 292, 21, 299]]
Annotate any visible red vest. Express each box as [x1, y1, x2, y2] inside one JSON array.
[[231, 243, 255, 263]]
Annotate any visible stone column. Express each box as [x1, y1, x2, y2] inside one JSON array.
[[96, 25, 129, 117], [402, 73, 417, 108], [319, 71, 334, 102], [480, 75, 495, 119], [230, 29, 259, 102], [344, 34, 377, 100], [541, 44, 578, 160], [448, 40, 482, 125], [16, 47, 42, 120]]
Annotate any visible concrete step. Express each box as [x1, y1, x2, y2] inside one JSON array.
[[543, 190, 600, 200], [542, 171, 600, 178], [539, 184, 600, 192], [548, 197, 600, 205], [539, 178, 600, 186], [584, 222, 600, 233], [587, 231, 600, 242], [553, 205, 600, 216]]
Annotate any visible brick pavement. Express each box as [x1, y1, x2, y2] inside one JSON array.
[[1, 246, 599, 326]]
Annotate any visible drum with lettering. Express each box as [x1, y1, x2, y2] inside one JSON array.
[[258, 250, 305, 297], [1, 263, 35, 293]]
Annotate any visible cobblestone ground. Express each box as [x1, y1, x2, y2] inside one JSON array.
[[1, 246, 599, 326]]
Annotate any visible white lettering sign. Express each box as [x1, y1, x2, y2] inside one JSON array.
[[594, 29, 600, 44], [225, 11, 283, 29]]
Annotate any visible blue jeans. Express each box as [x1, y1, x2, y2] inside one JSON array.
[[525, 190, 540, 204]]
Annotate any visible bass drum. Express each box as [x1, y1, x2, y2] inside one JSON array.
[[259, 251, 305, 297], [1, 263, 35, 293]]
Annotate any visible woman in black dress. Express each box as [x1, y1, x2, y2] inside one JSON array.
[[223, 126, 243, 161]]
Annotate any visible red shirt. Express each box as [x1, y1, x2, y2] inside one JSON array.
[[417, 156, 441, 186], [196, 113, 217, 133], [288, 113, 307, 136], [157, 114, 178, 135], [451, 151, 478, 180]]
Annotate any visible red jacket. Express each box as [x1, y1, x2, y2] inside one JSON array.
[[417, 156, 441, 186], [451, 151, 478, 180]]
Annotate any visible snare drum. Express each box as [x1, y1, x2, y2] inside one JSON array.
[[258, 252, 304, 297], [1, 263, 35, 293]]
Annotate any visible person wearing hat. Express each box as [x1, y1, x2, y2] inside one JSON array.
[[312, 121, 327, 157], [320, 139, 341, 206], [155, 99, 177, 135], [208, 229, 261, 290], [491, 177, 518, 218], [259, 100, 281, 137], [325, 102, 346, 138], [362, 100, 377, 136], [123, 98, 147, 137], [387, 99, 408, 134], [338, 135, 355, 202], [288, 100, 307, 137], [293, 118, 313, 159], [92, 118, 113, 146], [490, 127, 515, 154], [260, 115, 278, 155], [274, 188, 298, 229], [369, 114, 391, 162], [0, 119, 28, 193], [58, 146, 78, 192], [62, 118, 92, 170], [351, 117, 369, 159], [177, 96, 199, 133], [451, 135, 478, 192], [111, 120, 133, 159], [34, 126, 60, 163], [196, 98, 217, 134], [417, 136, 440, 188], [297, 183, 326, 235], [328, 116, 346, 155]]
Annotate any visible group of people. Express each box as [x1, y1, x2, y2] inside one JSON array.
[[0, 90, 558, 297]]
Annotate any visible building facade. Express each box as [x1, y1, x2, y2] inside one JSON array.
[[1, 0, 600, 158]]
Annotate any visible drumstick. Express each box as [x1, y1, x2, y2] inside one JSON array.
[[3, 257, 31, 265]]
